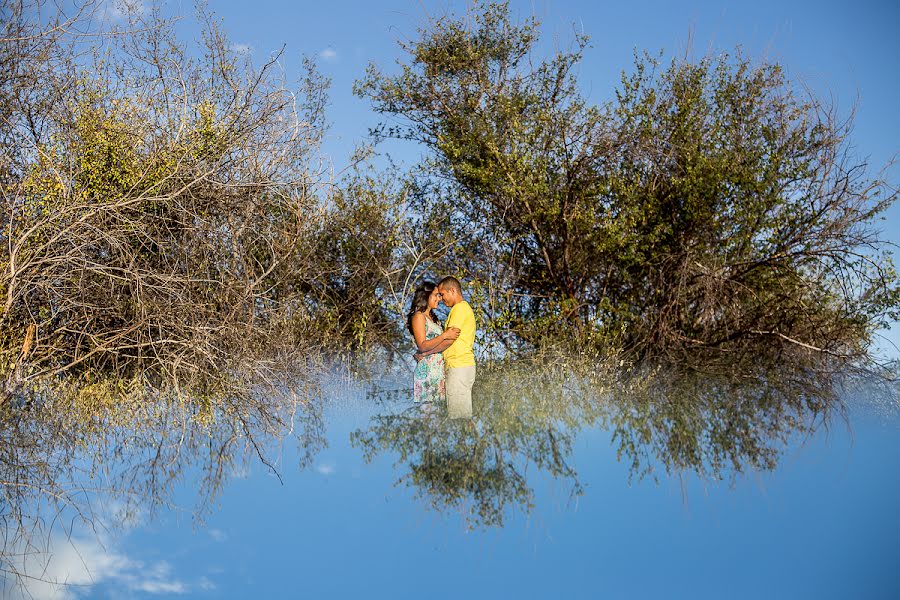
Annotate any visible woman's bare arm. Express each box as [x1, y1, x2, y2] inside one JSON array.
[[411, 312, 459, 352], [413, 337, 456, 361]]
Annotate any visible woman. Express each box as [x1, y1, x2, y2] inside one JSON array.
[[407, 281, 459, 403]]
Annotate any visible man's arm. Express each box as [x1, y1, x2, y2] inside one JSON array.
[[411, 313, 460, 352], [414, 338, 455, 361]]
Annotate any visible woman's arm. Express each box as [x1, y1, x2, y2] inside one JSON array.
[[410, 312, 459, 352], [413, 337, 456, 361]]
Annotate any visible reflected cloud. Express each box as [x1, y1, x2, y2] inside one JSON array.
[[198, 576, 217, 591], [316, 461, 336, 475], [125, 561, 186, 594], [4, 535, 191, 599], [208, 529, 228, 543]]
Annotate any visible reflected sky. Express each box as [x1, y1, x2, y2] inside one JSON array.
[[6, 362, 898, 599]]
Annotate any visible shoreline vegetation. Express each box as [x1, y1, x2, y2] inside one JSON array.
[[1, 0, 898, 589]]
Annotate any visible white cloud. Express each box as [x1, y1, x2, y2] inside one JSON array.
[[319, 48, 338, 61], [208, 529, 228, 543], [4, 536, 130, 600], [6, 536, 191, 599], [231, 43, 253, 55], [198, 576, 216, 591], [120, 561, 187, 594], [130, 579, 187, 594], [133, 582, 186, 593], [315, 461, 336, 475]]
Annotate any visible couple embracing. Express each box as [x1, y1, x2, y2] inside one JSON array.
[[406, 276, 476, 417]]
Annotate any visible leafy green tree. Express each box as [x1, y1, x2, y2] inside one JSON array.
[[356, 1, 899, 363], [599, 52, 899, 363], [356, 2, 608, 351]]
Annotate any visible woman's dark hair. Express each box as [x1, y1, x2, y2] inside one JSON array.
[[406, 281, 440, 335]]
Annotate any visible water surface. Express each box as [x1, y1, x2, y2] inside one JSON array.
[[6, 363, 900, 599]]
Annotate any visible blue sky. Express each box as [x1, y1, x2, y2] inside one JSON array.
[[205, 0, 900, 347], [169, 0, 899, 169]]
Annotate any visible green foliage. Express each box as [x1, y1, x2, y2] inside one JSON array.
[[356, 1, 899, 364], [0, 3, 349, 405], [598, 50, 898, 361], [292, 165, 411, 351]]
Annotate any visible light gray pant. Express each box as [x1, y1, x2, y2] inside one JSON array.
[[446, 365, 476, 419]]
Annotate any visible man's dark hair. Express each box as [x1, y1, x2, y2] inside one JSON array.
[[438, 276, 462, 294]]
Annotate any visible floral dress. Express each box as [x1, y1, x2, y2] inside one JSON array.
[[414, 317, 446, 403]]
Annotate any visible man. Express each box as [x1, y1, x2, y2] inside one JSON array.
[[430, 276, 476, 418]]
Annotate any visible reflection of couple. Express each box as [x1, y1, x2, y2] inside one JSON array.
[[406, 277, 476, 416]]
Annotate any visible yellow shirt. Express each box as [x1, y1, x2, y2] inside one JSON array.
[[443, 300, 476, 368]]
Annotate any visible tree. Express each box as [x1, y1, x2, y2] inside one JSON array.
[[356, 1, 899, 364], [0, 0, 333, 404], [599, 51, 899, 363]]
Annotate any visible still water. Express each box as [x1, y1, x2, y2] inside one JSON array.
[[6, 362, 900, 599]]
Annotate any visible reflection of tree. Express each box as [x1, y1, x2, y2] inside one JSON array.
[[609, 361, 840, 482], [352, 363, 589, 529], [353, 355, 852, 528], [0, 373, 325, 586]]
